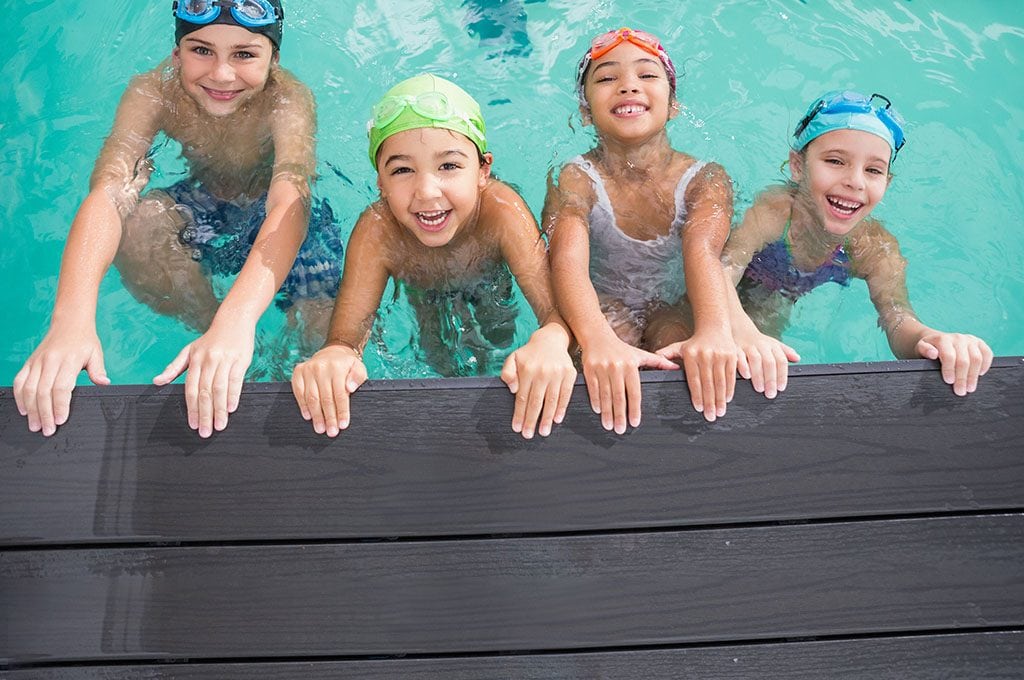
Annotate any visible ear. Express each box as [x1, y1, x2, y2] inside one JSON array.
[[668, 98, 680, 120], [578, 104, 593, 127], [271, 50, 281, 66], [788, 149, 804, 182], [172, 46, 181, 66], [479, 152, 493, 186]]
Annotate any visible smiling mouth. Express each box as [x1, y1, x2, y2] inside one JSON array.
[[203, 87, 242, 101], [826, 195, 863, 217], [415, 210, 451, 232], [612, 104, 648, 116]]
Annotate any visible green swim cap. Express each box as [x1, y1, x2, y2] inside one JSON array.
[[367, 74, 488, 167]]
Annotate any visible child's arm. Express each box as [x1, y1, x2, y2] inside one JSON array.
[[153, 75, 316, 437], [718, 190, 800, 398], [487, 182, 576, 439], [654, 162, 738, 421], [544, 165, 678, 435], [13, 73, 164, 436], [855, 223, 993, 395], [291, 207, 392, 436]]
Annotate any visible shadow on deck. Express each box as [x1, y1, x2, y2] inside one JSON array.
[[2, 359, 1023, 677]]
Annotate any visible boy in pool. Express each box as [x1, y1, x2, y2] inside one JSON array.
[[543, 27, 757, 433], [14, 0, 339, 438], [722, 90, 992, 396], [291, 74, 576, 440]]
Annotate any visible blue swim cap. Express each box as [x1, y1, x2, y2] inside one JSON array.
[[792, 90, 907, 157]]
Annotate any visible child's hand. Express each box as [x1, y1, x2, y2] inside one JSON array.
[[291, 344, 367, 437], [500, 324, 577, 439], [915, 331, 993, 396], [13, 326, 110, 436], [153, 322, 255, 438], [580, 334, 680, 434], [656, 330, 738, 422], [734, 327, 800, 399]]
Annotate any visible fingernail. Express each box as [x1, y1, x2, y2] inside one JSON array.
[[339, 419, 349, 429], [539, 425, 551, 437], [523, 429, 534, 439]]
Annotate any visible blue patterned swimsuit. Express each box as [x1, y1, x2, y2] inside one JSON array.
[[741, 218, 852, 300], [165, 180, 343, 310]]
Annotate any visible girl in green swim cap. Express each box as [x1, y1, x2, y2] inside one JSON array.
[[291, 74, 576, 440]]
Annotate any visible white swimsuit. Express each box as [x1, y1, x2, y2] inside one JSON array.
[[571, 155, 706, 312]]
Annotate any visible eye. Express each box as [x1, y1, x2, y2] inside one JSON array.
[[234, 51, 256, 60], [825, 157, 843, 165], [389, 166, 412, 176], [439, 161, 463, 171], [191, 46, 212, 56], [867, 166, 886, 176], [640, 72, 661, 79], [595, 75, 615, 84]]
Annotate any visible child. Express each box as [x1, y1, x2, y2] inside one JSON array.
[[722, 90, 992, 396], [543, 27, 740, 434], [13, 0, 339, 438], [291, 74, 576, 439]]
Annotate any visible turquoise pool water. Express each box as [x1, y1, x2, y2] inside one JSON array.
[[2, 0, 1022, 385]]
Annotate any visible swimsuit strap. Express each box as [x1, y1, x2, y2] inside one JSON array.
[[569, 155, 617, 229], [670, 160, 707, 233]]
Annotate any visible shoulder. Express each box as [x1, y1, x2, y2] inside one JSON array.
[[480, 179, 536, 231], [847, 218, 903, 276], [683, 159, 733, 200], [266, 67, 315, 116], [549, 160, 597, 205]]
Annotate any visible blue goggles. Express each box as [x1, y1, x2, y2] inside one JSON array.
[[173, 0, 280, 28], [793, 91, 907, 159]]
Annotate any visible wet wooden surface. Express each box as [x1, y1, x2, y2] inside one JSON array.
[[2, 359, 1023, 675]]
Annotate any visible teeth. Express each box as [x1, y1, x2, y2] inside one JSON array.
[[827, 196, 862, 213], [416, 210, 448, 226], [614, 104, 647, 115]]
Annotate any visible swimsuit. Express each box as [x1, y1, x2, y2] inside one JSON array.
[[165, 179, 343, 309], [741, 218, 852, 300], [570, 155, 706, 313], [399, 263, 518, 377]]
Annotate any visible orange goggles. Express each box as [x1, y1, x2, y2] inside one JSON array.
[[589, 27, 664, 61]]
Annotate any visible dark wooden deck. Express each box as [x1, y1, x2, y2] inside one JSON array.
[[2, 358, 1023, 677]]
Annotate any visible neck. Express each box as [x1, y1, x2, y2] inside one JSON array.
[[789, 186, 850, 254], [592, 129, 675, 176]]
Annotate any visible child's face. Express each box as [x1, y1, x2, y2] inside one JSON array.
[[790, 129, 892, 236], [376, 127, 491, 248], [173, 24, 276, 117], [582, 42, 675, 142]]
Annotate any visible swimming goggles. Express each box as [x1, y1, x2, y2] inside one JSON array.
[[794, 90, 907, 156], [173, 0, 280, 28], [371, 91, 486, 144], [589, 27, 665, 61]]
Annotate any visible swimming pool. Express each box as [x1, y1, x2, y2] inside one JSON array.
[[2, 0, 1022, 385]]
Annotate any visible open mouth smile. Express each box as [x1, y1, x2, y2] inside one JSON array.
[[202, 87, 243, 101], [826, 195, 863, 218], [415, 210, 452, 232]]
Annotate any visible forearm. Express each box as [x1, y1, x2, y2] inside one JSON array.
[[685, 249, 732, 337], [885, 314, 928, 359], [212, 188, 308, 330], [50, 189, 125, 330]]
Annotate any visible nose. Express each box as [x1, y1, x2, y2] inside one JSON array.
[[414, 172, 443, 200], [843, 167, 866, 191], [618, 73, 640, 94], [211, 59, 236, 83]]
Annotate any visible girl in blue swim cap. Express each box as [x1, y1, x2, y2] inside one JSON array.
[[291, 74, 576, 440], [721, 90, 992, 397]]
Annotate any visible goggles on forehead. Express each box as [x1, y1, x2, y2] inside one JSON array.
[[371, 92, 485, 144], [173, 0, 280, 28], [794, 90, 907, 157], [590, 27, 664, 61]]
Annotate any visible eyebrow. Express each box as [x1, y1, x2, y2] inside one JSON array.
[[592, 57, 662, 74], [384, 149, 470, 167], [183, 37, 264, 50]]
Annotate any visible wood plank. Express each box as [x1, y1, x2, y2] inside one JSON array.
[[4, 632, 1022, 679], [3, 516, 1022, 663], [2, 360, 1022, 547]]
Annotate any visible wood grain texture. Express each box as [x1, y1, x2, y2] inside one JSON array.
[[3, 516, 1022, 663], [4, 632, 1023, 679], [2, 361, 1023, 546]]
